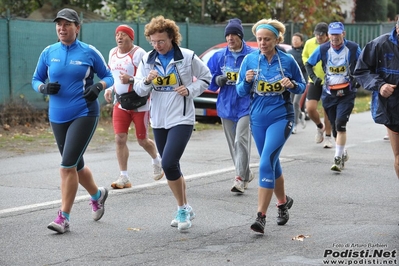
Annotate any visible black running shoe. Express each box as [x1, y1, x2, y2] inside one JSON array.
[[250, 212, 266, 234], [277, 196, 294, 225]]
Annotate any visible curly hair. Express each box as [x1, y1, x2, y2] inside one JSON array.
[[252, 18, 285, 44], [144, 16, 182, 46]]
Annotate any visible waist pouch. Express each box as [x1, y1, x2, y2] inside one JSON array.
[[116, 91, 148, 110], [329, 82, 350, 97]]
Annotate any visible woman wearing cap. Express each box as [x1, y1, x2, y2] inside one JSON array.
[[305, 22, 361, 172], [133, 16, 211, 231], [104, 24, 163, 189], [236, 18, 306, 234], [32, 8, 114, 234]]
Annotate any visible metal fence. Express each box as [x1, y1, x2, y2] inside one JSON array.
[[0, 18, 395, 108]]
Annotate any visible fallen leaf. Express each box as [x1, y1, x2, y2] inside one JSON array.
[[292, 234, 310, 241], [127, 227, 141, 231]]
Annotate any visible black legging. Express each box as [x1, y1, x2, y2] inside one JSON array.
[[51, 116, 98, 170], [153, 125, 193, 181]]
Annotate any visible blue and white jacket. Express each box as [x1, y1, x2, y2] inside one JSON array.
[[32, 39, 114, 123], [134, 43, 211, 129]]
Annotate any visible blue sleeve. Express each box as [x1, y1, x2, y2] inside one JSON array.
[[287, 56, 306, 94], [207, 51, 223, 92], [307, 46, 321, 67], [90, 45, 114, 88], [32, 46, 50, 92], [236, 55, 252, 97], [353, 42, 384, 92]]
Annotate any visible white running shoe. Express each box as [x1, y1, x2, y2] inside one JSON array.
[[315, 124, 325, 144], [153, 163, 164, 181], [231, 177, 244, 193], [323, 136, 333, 148], [111, 174, 132, 189], [292, 125, 297, 134], [300, 112, 306, 129]]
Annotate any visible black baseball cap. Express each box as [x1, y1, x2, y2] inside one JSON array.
[[53, 8, 80, 24], [313, 22, 328, 36]]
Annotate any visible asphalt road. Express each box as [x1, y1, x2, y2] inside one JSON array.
[[0, 111, 398, 266]]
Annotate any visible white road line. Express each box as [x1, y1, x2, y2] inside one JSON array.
[[0, 163, 261, 215]]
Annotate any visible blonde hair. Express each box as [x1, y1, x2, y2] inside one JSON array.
[[144, 15, 182, 45], [252, 19, 285, 44]]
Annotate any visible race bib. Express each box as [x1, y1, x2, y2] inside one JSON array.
[[153, 73, 178, 86], [256, 80, 285, 94]]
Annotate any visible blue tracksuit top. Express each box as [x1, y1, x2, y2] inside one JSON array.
[[207, 41, 256, 121], [32, 39, 114, 123], [236, 49, 306, 127]]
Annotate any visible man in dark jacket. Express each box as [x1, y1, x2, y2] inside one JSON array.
[[354, 20, 399, 179]]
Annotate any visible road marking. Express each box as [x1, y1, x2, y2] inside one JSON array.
[[0, 163, 263, 215]]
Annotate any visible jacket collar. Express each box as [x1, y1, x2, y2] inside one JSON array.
[[147, 42, 184, 64], [389, 26, 399, 45]]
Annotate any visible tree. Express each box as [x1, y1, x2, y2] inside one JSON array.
[[202, 0, 344, 36], [355, 0, 388, 22], [0, 0, 104, 18], [0, 0, 351, 36], [99, 0, 146, 22]]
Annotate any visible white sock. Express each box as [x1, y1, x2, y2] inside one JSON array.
[[335, 145, 344, 157], [120, 170, 128, 176], [152, 154, 161, 165], [177, 205, 184, 211]]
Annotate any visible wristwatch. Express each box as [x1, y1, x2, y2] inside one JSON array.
[[128, 77, 134, 84]]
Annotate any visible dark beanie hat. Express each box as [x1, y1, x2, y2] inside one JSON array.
[[224, 18, 244, 39]]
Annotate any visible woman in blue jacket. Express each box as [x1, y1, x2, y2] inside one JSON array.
[[32, 8, 114, 234], [236, 18, 305, 234]]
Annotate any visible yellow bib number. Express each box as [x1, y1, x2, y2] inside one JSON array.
[[153, 73, 178, 86], [226, 71, 238, 82], [256, 80, 284, 93], [328, 66, 346, 74]]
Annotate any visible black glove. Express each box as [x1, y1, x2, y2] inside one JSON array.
[[314, 77, 322, 88], [39, 82, 61, 95], [215, 75, 228, 87], [83, 82, 103, 101]]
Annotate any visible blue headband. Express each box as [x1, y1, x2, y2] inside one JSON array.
[[256, 24, 279, 37]]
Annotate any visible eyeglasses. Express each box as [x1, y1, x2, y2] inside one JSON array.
[[149, 40, 166, 46]]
